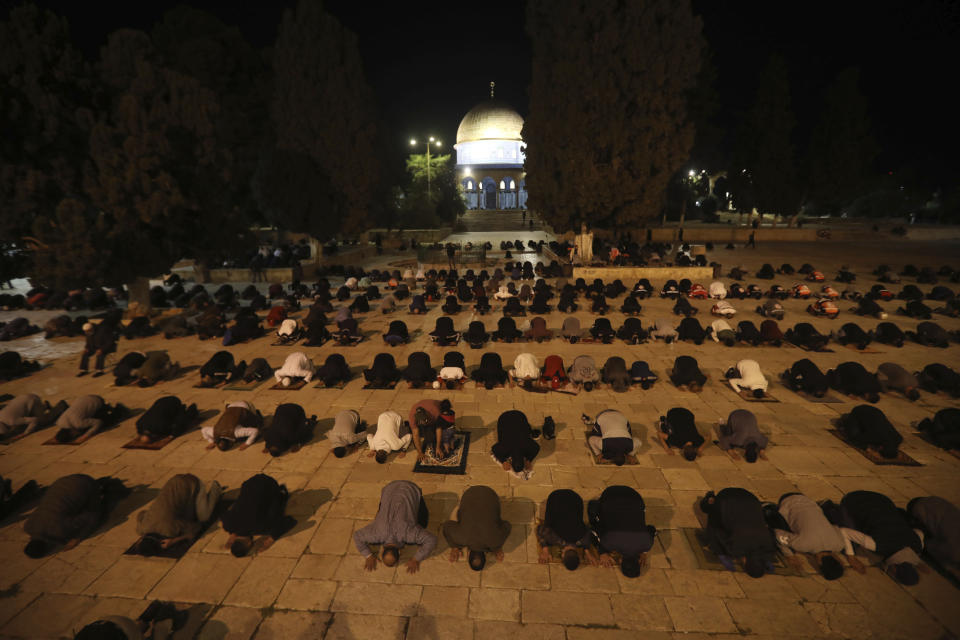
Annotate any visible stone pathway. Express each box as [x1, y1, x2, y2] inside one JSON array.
[[0, 238, 959, 639]]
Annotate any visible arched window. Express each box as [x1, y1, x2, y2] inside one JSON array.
[[509, 180, 516, 190], [499, 180, 506, 190], [466, 180, 473, 190], [478, 182, 483, 191]]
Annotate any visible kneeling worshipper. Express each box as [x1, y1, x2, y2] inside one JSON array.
[[135, 396, 198, 445], [537, 489, 597, 570], [471, 352, 508, 389], [0, 393, 60, 439], [438, 351, 466, 389], [568, 355, 600, 391], [783, 358, 829, 397], [700, 488, 776, 578], [725, 359, 769, 398], [367, 410, 412, 463], [491, 410, 540, 478], [827, 362, 882, 403], [273, 352, 314, 386], [409, 399, 456, 461], [908, 496, 960, 569], [135, 473, 223, 555], [199, 350, 238, 387], [916, 408, 960, 452], [263, 403, 314, 457], [363, 353, 401, 387], [442, 485, 511, 570], [670, 355, 707, 391], [134, 350, 178, 387], [202, 401, 262, 451], [586, 409, 641, 465], [509, 352, 539, 388], [328, 409, 367, 458], [383, 319, 409, 346], [588, 485, 657, 578], [839, 405, 903, 460], [403, 351, 435, 388], [113, 351, 146, 386], [876, 362, 921, 401], [840, 490, 926, 585], [54, 395, 125, 444], [602, 356, 631, 392], [717, 409, 769, 462], [222, 473, 294, 557], [24, 474, 112, 557], [658, 407, 705, 461], [354, 480, 436, 574], [316, 353, 351, 387], [774, 493, 865, 578]]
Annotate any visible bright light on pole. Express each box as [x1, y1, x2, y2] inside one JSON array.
[[410, 135, 442, 201]]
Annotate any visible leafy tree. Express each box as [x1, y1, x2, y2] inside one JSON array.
[[264, 0, 378, 236], [0, 5, 92, 245], [524, 0, 704, 231], [31, 28, 255, 288], [398, 153, 464, 228], [150, 6, 270, 224], [252, 148, 342, 239], [806, 67, 878, 215], [736, 55, 801, 219]]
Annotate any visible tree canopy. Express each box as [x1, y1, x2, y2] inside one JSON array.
[[523, 0, 704, 231]]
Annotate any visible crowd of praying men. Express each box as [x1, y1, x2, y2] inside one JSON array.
[[1, 254, 960, 638]]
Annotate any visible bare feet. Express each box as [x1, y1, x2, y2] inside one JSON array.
[[494, 550, 505, 562], [448, 548, 461, 562], [538, 547, 551, 564], [206, 443, 216, 450]]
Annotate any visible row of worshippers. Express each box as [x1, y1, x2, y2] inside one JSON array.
[[701, 487, 957, 584], [10, 471, 958, 586], [783, 358, 960, 401]]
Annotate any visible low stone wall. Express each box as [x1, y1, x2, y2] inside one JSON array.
[[573, 266, 717, 282], [205, 267, 293, 284]]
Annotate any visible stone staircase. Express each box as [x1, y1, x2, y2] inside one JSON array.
[[459, 210, 533, 233]]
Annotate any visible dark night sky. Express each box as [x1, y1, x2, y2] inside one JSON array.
[[11, 0, 960, 180]]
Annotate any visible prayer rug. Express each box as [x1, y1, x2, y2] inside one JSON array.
[[913, 431, 960, 460], [362, 381, 398, 390], [681, 527, 800, 577], [314, 380, 347, 389], [842, 344, 885, 354], [122, 435, 174, 450], [827, 429, 922, 466], [721, 384, 779, 403], [269, 379, 308, 391], [786, 340, 834, 353], [123, 500, 234, 559], [270, 338, 303, 346], [785, 386, 846, 404], [413, 431, 471, 475], [223, 378, 268, 392]]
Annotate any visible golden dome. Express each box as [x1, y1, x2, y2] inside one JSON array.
[[456, 100, 524, 145]]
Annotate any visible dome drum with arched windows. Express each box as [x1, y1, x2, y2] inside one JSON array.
[[455, 91, 527, 211]]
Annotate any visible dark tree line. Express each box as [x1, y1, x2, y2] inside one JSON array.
[[0, 0, 379, 289]]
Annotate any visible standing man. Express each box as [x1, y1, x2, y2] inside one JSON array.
[[78, 320, 117, 377], [446, 243, 457, 271], [442, 485, 511, 570], [354, 480, 436, 574]]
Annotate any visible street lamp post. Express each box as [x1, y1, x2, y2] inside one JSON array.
[[410, 137, 442, 201]]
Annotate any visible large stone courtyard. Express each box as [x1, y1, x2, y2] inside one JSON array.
[[1, 232, 959, 640]]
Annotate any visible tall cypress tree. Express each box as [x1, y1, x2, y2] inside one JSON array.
[[264, 0, 378, 238], [524, 0, 704, 231]]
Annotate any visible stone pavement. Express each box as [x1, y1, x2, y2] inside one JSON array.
[[1, 238, 959, 639]]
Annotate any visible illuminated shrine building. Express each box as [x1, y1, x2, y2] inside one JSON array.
[[455, 85, 527, 210]]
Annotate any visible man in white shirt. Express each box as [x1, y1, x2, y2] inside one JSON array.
[[367, 410, 411, 464], [709, 281, 727, 299], [712, 300, 736, 317], [437, 365, 465, 389], [274, 352, 314, 386], [726, 359, 768, 398], [509, 353, 539, 386]]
